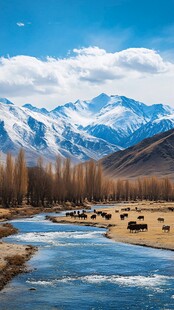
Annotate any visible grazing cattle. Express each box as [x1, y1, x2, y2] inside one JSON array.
[[120, 214, 125, 220], [121, 208, 130, 212], [157, 217, 164, 223], [139, 224, 148, 231], [97, 211, 103, 215], [79, 213, 87, 220], [65, 212, 70, 217], [91, 214, 96, 220], [115, 210, 119, 213], [128, 221, 136, 226], [137, 215, 144, 221], [168, 207, 174, 212], [123, 213, 128, 218], [127, 223, 148, 233], [162, 225, 170, 232], [105, 213, 112, 220], [127, 224, 140, 233], [101, 212, 107, 217]]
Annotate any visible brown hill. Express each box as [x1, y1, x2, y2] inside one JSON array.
[[101, 128, 174, 179]]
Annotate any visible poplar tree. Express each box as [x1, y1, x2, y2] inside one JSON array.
[[14, 149, 27, 205], [94, 163, 102, 201], [45, 162, 54, 205], [53, 156, 63, 203], [162, 177, 172, 201], [2, 153, 15, 206]]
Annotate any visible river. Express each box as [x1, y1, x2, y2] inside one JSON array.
[[0, 208, 174, 310]]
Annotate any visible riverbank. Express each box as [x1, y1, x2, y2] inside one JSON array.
[[0, 202, 91, 290], [0, 202, 91, 222], [0, 206, 44, 221], [49, 201, 174, 251], [0, 241, 37, 290], [0, 223, 18, 238], [0, 221, 37, 290]]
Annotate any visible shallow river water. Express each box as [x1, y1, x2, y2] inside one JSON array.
[[0, 208, 174, 310]]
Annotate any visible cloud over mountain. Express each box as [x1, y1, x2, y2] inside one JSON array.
[[0, 47, 173, 107]]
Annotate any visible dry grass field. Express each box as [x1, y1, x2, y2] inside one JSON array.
[[51, 201, 174, 251]]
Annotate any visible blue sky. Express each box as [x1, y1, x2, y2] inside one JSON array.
[[0, 0, 174, 108], [1, 0, 174, 57]]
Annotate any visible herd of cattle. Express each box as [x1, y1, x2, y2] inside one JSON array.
[[65, 211, 88, 219], [65, 210, 112, 220], [65, 207, 172, 233]]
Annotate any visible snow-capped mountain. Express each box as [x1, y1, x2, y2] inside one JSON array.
[[83, 94, 174, 146], [124, 118, 174, 148], [0, 97, 120, 165], [23, 104, 49, 115], [49, 93, 174, 147], [0, 93, 174, 165]]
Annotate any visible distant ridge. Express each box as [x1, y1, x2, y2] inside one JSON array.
[[101, 128, 174, 179]]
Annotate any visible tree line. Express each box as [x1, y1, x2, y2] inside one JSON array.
[[0, 150, 174, 207]]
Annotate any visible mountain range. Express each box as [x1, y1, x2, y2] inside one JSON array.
[[101, 128, 174, 179], [0, 93, 174, 165]]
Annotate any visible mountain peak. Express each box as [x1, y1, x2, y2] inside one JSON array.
[[86, 93, 111, 113], [23, 103, 36, 110], [23, 103, 49, 114], [0, 98, 14, 105], [92, 93, 110, 101]]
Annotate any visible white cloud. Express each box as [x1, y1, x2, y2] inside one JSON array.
[[73, 46, 107, 56], [16, 22, 25, 27], [0, 47, 173, 108]]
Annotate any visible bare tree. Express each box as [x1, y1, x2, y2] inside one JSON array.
[[14, 149, 27, 205], [162, 177, 172, 201]]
